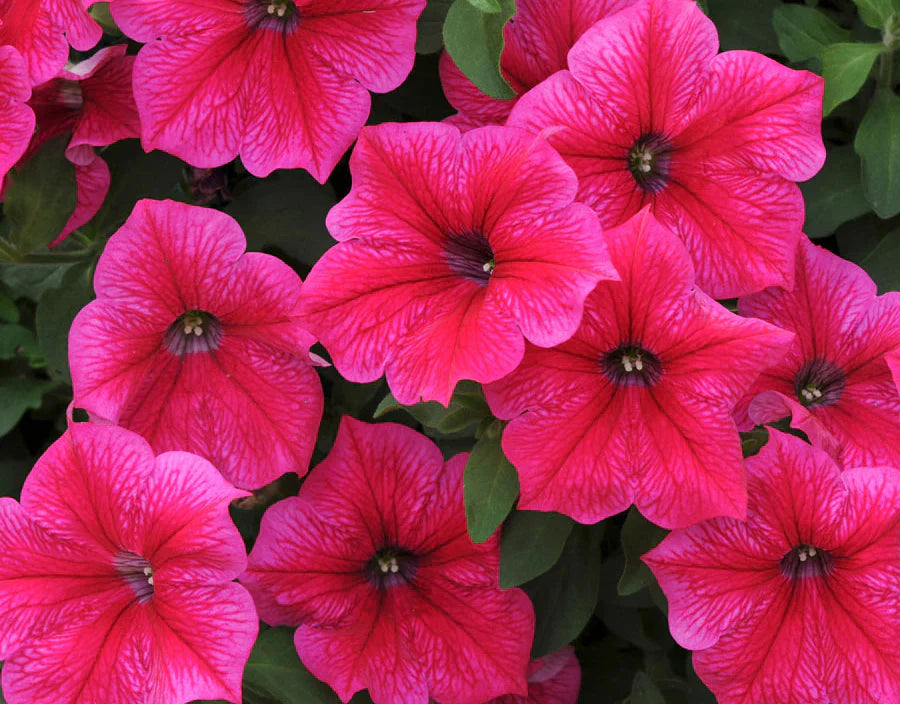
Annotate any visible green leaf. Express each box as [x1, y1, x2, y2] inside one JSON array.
[[0, 262, 73, 301], [773, 6, 852, 62], [464, 435, 519, 543], [523, 522, 604, 657], [801, 145, 870, 238], [0, 293, 19, 323], [242, 627, 341, 704], [852, 0, 896, 29], [628, 672, 666, 704], [0, 325, 38, 360], [859, 226, 900, 291], [35, 262, 95, 384], [499, 510, 574, 588], [0, 377, 56, 437], [856, 89, 900, 218], [467, 0, 501, 11], [821, 42, 883, 115], [0, 135, 77, 260], [416, 0, 454, 53], [89, 2, 121, 35], [443, 0, 516, 99], [373, 381, 491, 435], [618, 507, 669, 596], [706, 0, 782, 55]]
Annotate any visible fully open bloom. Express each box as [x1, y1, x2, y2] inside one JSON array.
[[439, 0, 635, 130], [110, 0, 424, 180], [507, 0, 824, 298], [300, 122, 617, 406], [484, 209, 793, 529], [0, 46, 33, 181], [488, 648, 581, 704], [0, 423, 258, 704], [69, 199, 323, 490], [735, 237, 900, 468], [241, 417, 535, 704], [644, 430, 900, 704], [0, 0, 101, 85]]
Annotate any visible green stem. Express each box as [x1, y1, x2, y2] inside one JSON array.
[[877, 48, 894, 90]]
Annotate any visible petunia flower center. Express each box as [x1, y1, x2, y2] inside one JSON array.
[[364, 547, 418, 589], [57, 80, 84, 110], [601, 343, 663, 387], [163, 309, 223, 356], [114, 550, 155, 602], [244, 0, 300, 31], [793, 358, 846, 408], [443, 231, 496, 286], [628, 133, 673, 194], [780, 544, 834, 580]]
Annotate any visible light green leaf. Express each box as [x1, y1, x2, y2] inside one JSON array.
[[443, 0, 516, 99], [801, 145, 870, 238], [499, 510, 574, 588], [35, 262, 95, 384], [464, 435, 519, 543], [852, 0, 897, 29], [855, 88, 900, 218], [467, 0, 501, 11], [822, 42, 883, 115], [618, 508, 669, 596], [773, 5, 852, 62], [859, 226, 900, 291], [416, 0, 454, 53]]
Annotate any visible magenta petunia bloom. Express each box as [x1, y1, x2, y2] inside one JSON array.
[[507, 0, 825, 298], [488, 647, 581, 704], [109, 0, 424, 180], [0, 46, 34, 182], [300, 122, 617, 406], [735, 237, 900, 468], [241, 417, 535, 704], [0, 0, 101, 85], [69, 199, 324, 490], [440, 0, 635, 131], [484, 209, 793, 529], [0, 423, 258, 704], [644, 430, 900, 704]]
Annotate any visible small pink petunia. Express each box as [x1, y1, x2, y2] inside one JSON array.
[[507, 0, 825, 298], [299, 122, 617, 406], [241, 417, 535, 704], [439, 0, 635, 131], [0, 0, 101, 85], [0, 46, 35, 182], [0, 423, 258, 704], [735, 237, 900, 468], [644, 429, 900, 704], [488, 647, 581, 704], [109, 0, 425, 181], [69, 198, 324, 490], [484, 208, 793, 529]]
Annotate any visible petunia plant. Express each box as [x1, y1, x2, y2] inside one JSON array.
[[0, 0, 898, 703]]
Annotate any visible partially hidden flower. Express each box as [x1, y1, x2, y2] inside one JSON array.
[[69, 199, 324, 490], [109, 0, 425, 180], [241, 417, 535, 704], [644, 429, 900, 704], [507, 0, 825, 298], [489, 647, 581, 704], [0, 46, 34, 181], [484, 208, 793, 529], [300, 122, 617, 406], [735, 236, 900, 468], [440, 0, 635, 131], [0, 423, 258, 704], [0, 0, 101, 85]]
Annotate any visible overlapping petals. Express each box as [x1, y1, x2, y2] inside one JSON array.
[[69, 199, 324, 489], [0, 47, 34, 182], [0, 423, 257, 704], [507, 0, 824, 297], [241, 417, 535, 704], [489, 648, 581, 704], [300, 122, 617, 405], [736, 236, 900, 468], [485, 208, 793, 528], [644, 430, 900, 704]]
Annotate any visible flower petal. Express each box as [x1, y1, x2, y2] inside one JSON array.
[[0, 46, 35, 179]]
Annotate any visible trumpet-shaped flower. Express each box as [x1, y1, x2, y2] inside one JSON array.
[[0, 46, 33, 181]]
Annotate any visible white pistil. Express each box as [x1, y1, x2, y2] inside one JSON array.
[[378, 556, 399, 574], [143, 565, 155, 586], [182, 314, 204, 337], [621, 353, 643, 374], [482, 259, 495, 275], [807, 546, 817, 557], [796, 545, 818, 563], [622, 356, 633, 373], [266, 1, 287, 16]]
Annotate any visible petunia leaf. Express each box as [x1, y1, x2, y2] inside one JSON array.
[[464, 435, 519, 543], [443, 0, 516, 99], [627, 672, 666, 704], [0, 377, 56, 437], [707, 0, 782, 54], [801, 145, 870, 238], [374, 381, 491, 434], [416, 0, 453, 53], [859, 226, 900, 291], [0, 292, 18, 323], [821, 42, 883, 115], [499, 510, 574, 588], [35, 261, 95, 384], [466, 0, 501, 11], [852, 0, 897, 28], [0, 324, 39, 361], [618, 507, 669, 596], [855, 88, 900, 218], [773, 5, 852, 62]]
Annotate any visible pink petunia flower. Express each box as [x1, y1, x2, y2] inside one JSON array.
[[439, 0, 635, 131], [11, 45, 141, 246], [241, 417, 535, 704], [0, 423, 258, 704], [735, 237, 900, 468], [0, 0, 101, 85], [644, 429, 900, 704], [488, 647, 581, 704], [507, 0, 825, 298], [299, 122, 617, 406], [484, 208, 793, 529], [69, 199, 324, 490], [0, 46, 34, 181], [109, 0, 425, 181]]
